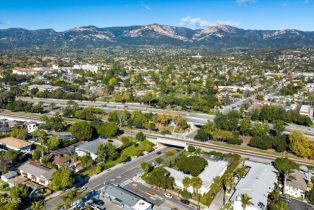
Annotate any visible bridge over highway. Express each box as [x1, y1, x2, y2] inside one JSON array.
[[124, 130, 314, 167]]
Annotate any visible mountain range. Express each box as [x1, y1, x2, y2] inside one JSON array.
[[1, 24, 314, 50]]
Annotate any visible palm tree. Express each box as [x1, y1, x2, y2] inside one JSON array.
[[240, 193, 253, 210], [222, 175, 234, 205], [182, 176, 191, 190], [60, 195, 71, 210], [190, 176, 202, 210], [31, 201, 44, 210]]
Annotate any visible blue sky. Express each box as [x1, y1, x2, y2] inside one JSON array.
[[0, 0, 313, 31]]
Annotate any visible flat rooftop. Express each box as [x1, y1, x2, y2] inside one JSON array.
[[230, 161, 277, 209], [165, 158, 229, 190]]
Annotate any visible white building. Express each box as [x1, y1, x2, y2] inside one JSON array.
[[73, 64, 100, 73], [284, 170, 307, 199], [231, 161, 277, 210], [18, 161, 56, 187], [299, 105, 313, 119], [102, 184, 152, 210], [25, 122, 39, 133], [165, 158, 229, 195]]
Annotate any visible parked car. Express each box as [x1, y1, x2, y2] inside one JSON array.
[[164, 193, 172, 199]]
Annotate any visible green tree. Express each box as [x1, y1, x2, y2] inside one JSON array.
[[289, 130, 311, 158], [108, 77, 117, 87], [47, 137, 61, 150], [239, 118, 251, 135], [50, 167, 74, 191], [136, 132, 146, 141], [308, 188, 314, 205], [95, 122, 119, 138], [141, 162, 152, 174], [108, 110, 129, 127], [187, 145, 196, 153], [180, 189, 192, 199], [41, 113, 66, 132], [10, 126, 28, 140], [144, 167, 174, 190], [69, 122, 94, 141], [190, 176, 202, 209], [250, 122, 269, 137], [97, 143, 117, 162], [273, 120, 285, 135], [274, 157, 299, 193], [182, 177, 191, 190]]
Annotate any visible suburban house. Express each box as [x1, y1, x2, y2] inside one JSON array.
[[1, 171, 19, 187], [25, 122, 39, 133], [75, 138, 107, 160], [231, 161, 277, 210], [165, 158, 229, 195], [49, 131, 75, 141], [102, 184, 152, 210], [284, 170, 307, 199], [0, 137, 32, 152], [52, 154, 72, 168], [18, 161, 56, 187], [299, 105, 313, 119]]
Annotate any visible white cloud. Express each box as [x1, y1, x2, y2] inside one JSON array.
[[179, 16, 210, 28], [141, 1, 152, 11], [179, 16, 240, 28], [236, 0, 256, 5]]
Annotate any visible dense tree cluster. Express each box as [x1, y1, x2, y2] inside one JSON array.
[[176, 156, 207, 176], [251, 105, 312, 126], [143, 167, 175, 190]]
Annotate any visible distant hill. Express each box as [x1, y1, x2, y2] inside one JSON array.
[[1, 24, 314, 50]]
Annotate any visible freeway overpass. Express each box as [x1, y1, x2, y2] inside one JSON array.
[[124, 130, 314, 167]]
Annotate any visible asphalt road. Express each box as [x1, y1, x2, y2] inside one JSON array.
[[125, 182, 196, 210], [17, 97, 213, 125], [45, 146, 170, 210]]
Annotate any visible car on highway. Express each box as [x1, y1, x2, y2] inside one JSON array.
[[180, 199, 190, 205], [156, 151, 162, 155], [164, 193, 172, 199], [78, 186, 87, 192]]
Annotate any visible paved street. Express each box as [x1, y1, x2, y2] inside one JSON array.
[[45, 146, 170, 210], [124, 182, 196, 210]]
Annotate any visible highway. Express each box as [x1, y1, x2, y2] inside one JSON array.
[[8, 97, 314, 137], [17, 97, 213, 125]]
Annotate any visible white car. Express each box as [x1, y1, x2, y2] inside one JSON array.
[[164, 193, 172, 199]]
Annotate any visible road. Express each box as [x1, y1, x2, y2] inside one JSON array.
[[45, 147, 170, 210], [17, 97, 213, 125]]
